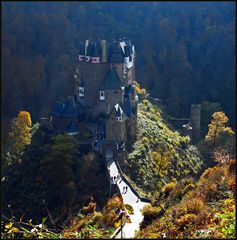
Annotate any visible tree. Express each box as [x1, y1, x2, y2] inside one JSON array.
[[205, 111, 234, 148], [40, 134, 77, 189], [201, 101, 222, 136], [9, 111, 32, 156]]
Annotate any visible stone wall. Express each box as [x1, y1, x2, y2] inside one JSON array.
[[106, 110, 126, 143], [105, 89, 123, 113], [76, 62, 110, 106]]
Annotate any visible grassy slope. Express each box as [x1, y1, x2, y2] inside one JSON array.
[[135, 159, 236, 239], [124, 100, 203, 198]]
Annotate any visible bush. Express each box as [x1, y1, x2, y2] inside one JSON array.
[[141, 205, 163, 229], [186, 197, 205, 215], [176, 213, 199, 230], [143, 100, 149, 106], [162, 182, 176, 196]]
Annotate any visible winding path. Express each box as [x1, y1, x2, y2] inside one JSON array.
[[106, 150, 150, 238]]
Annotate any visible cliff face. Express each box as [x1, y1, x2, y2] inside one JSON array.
[[123, 100, 203, 197]]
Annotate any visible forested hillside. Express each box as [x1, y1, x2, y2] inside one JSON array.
[[2, 2, 235, 144]]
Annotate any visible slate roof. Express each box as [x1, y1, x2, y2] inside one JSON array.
[[101, 68, 121, 90], [115, 103, 124, 118], [62, 97, 77, 117], [79, 77, 84, 87], [52, 102, 64, 116], [109, 41, 124, 63], [67, 121, 79, 133], [123, 96, 132, 118], [92, 42, 101, 57], [124, 84, 135, 97], [124, 45, 130, 57], [86, 42, 94, 56]]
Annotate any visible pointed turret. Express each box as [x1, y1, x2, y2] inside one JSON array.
[[109, 40, 124, 63]]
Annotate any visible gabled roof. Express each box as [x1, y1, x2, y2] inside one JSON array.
[[101, 68, 121, 90]]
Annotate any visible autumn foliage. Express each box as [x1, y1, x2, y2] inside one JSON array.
[[136, 158, 236, 239], [205, 111, 234, 147], [9, 111, 32, 155]]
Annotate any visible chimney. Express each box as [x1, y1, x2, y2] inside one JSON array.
[[101, 40, 107, 63]]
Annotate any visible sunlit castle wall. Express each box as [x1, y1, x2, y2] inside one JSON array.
[[74, 38, 136, 117]]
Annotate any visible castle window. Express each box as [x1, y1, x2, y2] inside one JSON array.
[[114, 90, 118, 94], [78, 87, 85, 97], [116, 116, 122, 122], [100, 91, 105, 100]]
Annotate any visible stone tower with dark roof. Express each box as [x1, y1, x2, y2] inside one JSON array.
[[74, 39, 137, 145], [50, 38, 137, 155]]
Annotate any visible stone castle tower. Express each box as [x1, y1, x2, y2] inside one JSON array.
[[50, 38, 138, 152]]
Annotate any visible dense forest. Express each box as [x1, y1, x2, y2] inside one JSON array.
[[1, 2, 236, 239], [2, 2, 236, 144]]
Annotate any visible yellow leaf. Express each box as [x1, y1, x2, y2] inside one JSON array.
[[5, 223, 13, 229], [114, 220, 122, 228], [124, 204, 134, 214], [8, 227, 19, 233], [126, 215, 132, 224]]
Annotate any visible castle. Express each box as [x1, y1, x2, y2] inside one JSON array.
[[50, 38, 138, 155]]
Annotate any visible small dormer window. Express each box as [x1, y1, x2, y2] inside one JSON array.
[[100, 91, 105, 100], [78, 87, 84, 97], [116, 116, 122, 122]]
